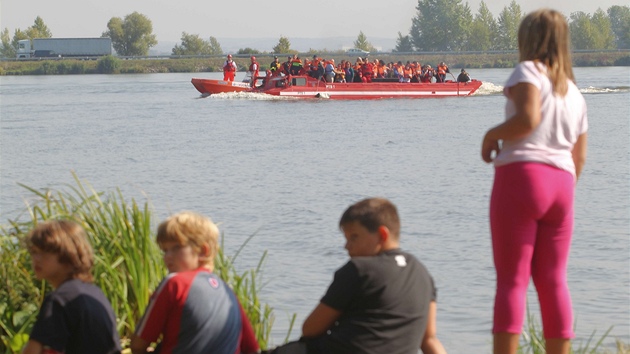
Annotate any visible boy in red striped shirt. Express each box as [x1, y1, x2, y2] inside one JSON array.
[[130, 211, 259, 354]]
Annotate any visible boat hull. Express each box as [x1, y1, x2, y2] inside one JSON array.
[[191, 76, 482, 99], [191, 78, 252, 95], [265, 80, 482, 99]]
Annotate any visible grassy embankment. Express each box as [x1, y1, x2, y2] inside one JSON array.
[[0, 176, 627, 353], [0, 174, 295, 353], [1, 51, 629, 75]]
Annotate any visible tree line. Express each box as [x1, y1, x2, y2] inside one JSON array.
[[1, 1, 628, 59], [396, 0, 629, 52]]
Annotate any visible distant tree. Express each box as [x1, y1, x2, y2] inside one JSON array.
[[103, 12, 157, 56], [608, 5, 630, 49], [10, 29, 29, 50], [467, 1, 498, 51], [0, 29, 15, 58], [410, 0, 471, 51], [0, 16, 52, 58], [570, 12, 595, 50], [569, 10, 614, 50], [590, 8, 615, 49], [496, 0, 523, 50], [25, 16, 52, 39], [237, 47, 261, 55], [354, 31, 377, 52], [172, 32, 212, 55], [208, 36, 223, 55], [394, 32, 414, 52], [272, 36, 292, 54]]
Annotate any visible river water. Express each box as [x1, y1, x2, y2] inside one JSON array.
[[1, 67, 628, 353]]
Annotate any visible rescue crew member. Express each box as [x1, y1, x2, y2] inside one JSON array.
[[436, 62, 450, 83], [361, 58, 374, 83], [223, 54, 237, 81], [270, 56, 281, 76], [290, 54, 303, 75], [282, 56, 292, 76], [457, 68, 471, 83], [248, 56, 259, 87]]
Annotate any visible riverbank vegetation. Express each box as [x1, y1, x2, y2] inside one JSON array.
[[1, 3, 628, 62], [0, 176, 627, 353], [0, 174, 286, 353], [1, 50, 628, 76]]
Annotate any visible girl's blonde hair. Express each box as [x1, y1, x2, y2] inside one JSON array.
[[518, 8, 574, 96], [156, 211, 219, 266], [26, 220, 94, 282]]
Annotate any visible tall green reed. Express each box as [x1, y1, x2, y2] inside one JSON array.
[[0, 174, 283, 353], [518, 305, 623, 354]]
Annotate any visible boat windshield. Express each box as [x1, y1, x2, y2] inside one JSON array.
[[291, 77, 307, 86]]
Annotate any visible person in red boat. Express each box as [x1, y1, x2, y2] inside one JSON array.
[[223, 54, 237, 81], [361, 58, 374, 83], [248, 56, 259, 87], [436, 62, 450, 83]]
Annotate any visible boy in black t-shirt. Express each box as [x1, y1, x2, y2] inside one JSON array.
[[301, 198, 447, 354], [22, 220, 121, 354]]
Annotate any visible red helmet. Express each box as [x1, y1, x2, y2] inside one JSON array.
[[227, 54, 232, 58], [251, 56, 256, 61]]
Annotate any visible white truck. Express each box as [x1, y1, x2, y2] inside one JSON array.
[[17, 38, 112, 59]]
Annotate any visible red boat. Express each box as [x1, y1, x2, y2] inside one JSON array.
[[191, 74, 482, 99], [191, 78, 251, 96]]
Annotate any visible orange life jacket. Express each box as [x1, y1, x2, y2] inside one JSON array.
[[404, 66, 413, 78], [376, 64, 385, 76]]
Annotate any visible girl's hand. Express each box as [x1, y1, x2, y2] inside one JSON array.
[[481, 131, 500, 163]]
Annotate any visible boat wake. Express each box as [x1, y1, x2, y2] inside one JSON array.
[[472, 83, 629, 96], [580, 86, 630, 94], [474, 82, 504, 95], [203, 92, 296, 100]]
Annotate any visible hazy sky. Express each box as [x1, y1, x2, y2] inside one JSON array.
[[1, 0, 624, 44]]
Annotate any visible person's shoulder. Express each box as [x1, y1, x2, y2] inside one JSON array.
[[53, 279, 113, 306], [56, 278, 100, 295], [515, 61, 546, 76]]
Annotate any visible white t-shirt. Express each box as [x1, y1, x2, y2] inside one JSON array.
[[494, 61, 588, 177]]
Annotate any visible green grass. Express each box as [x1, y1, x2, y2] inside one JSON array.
[[0, 173, 286, 353], [518, 305, 628, 354]]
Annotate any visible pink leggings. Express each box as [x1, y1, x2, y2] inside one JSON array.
[[491, 162, 575, 339]]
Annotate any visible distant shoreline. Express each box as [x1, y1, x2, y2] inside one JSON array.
[[1, 51, 628, 75]]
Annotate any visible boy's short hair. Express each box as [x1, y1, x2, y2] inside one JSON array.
[[156, 211, 219, 266], [339, 198, 401, 239], [26, 220, 94, 282]]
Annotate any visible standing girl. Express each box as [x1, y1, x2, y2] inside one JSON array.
[[481, 9, 588, 354]]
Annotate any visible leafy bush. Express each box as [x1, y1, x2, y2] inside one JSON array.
[[614, 55, 630, 66], [69, 62, 86, 74], [97, 55, 120, 74], [0, 174, 281, 352]]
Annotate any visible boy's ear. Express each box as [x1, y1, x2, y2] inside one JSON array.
[[200, 244, 210, 257], [377, 226, 390, 243]]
